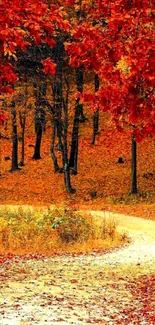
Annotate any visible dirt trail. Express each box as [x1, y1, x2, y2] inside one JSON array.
[[0, 208, 155, 325]]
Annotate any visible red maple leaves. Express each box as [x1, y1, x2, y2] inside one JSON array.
[[41, 58, 56, 75], [0, 0, 70, 124], [66, 0, 155, 140], [0, 0, 154, 135]]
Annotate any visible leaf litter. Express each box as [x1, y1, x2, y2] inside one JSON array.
[[0, 212, 155, 324]]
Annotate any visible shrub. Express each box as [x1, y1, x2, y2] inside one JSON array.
[[0, 205, 128, 255], [40, 205, 91, 243]]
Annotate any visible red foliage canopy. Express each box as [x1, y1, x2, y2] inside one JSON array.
[[0, 0, 69, 123], [66, 0, 155, 140]]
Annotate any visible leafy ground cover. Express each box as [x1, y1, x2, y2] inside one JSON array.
[[0, 213, 155, 325], [0, 113, 155, 219], [131, 274, 155, 324]]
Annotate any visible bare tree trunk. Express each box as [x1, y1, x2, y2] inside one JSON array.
[[131, 134, 138, 194], [50, 122, 63, 172], [33, 74, 38, 98], [69, 66, 86, 174], [10, 100, 19, 171], [32, 76, 46, 160], [76, 66, 86, 122], [19, 81, 28, 166], [69, 98, 81, 174], [19, 112, 26, 166], [33, 123, 42, 160], [50, 40, 75, 191], [92, 74, 100, 145], [42, 98, 63, 172], [63, 95, 75, 193]]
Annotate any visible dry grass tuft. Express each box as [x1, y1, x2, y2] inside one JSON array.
[[0, 205, 129, 256]]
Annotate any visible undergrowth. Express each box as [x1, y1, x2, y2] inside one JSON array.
[[110, 190, 154, 205], [0, 205, 128, 256]]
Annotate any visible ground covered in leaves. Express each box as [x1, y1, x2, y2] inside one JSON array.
[[0, 212, 155, 325], [0, 113, 155, 220]]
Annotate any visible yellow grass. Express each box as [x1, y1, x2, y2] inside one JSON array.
[[0, 205, 129, 256]]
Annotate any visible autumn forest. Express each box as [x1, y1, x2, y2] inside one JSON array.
[[0, 1, 155, 324], [0, 0, 154, 217]]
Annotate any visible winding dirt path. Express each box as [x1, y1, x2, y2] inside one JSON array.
[[0, 209, 155, 325]]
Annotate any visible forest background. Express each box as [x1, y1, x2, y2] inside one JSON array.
[[0, 0, 155, 220]]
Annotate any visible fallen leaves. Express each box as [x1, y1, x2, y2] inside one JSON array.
[[131, 274, 155, 324], [70, 279, 78, 283], [0, 111, 155, 221], [0, 252, 154, 324]]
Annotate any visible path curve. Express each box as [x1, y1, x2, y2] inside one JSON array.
[[89, 210, 155, 264], [0, 208, 155, 325]]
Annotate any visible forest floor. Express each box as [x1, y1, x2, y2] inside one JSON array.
[[0, 211, 155, 325], [0, 108, 155, 323], [0, 112, 155, 220]]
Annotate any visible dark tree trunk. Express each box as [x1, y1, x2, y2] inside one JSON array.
[[50, 122, 62, 173], [68, 67, 86, 174], [39, 78, 47, 98], [63, 98, 75, 193], [52, 77, 63, 150], [19, 81, 27, 166], [45, 41, 64, 174], [33, 125, 42, 160], [43, 99, 63, 172], [11, 100, 19, 171], [69, 99, 81, 174], [131, 135, 138, 194], [21, 125, 25, 166], [19, 112, 26, 166], [92, 74, 100, 145], [33, 74, 38, 98], [76, 66, 86, 122], [52, 41, 64, 149], [50, 40, 75, 192], [32, 77, 46, 160]]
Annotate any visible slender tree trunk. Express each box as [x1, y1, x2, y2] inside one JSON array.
[[33, 125, 42, 160], [69, 67, 85, 174], [69, 99, 81, 174], [52, 41, 64, 149], [52, 79, 63, 154], [50, 122, 62, 172], [52, 80, 63, 150], [21, 124, 25, 166], [76, 66, 86, 122], [33, 75, 38, 99], [19, 112, 26, 166], [51, 40, 75, 192], [92, 74, 100, 145], [32, 75, 42, 159], [19, 81, 27, 166], [11, 100, 19, 171], [131, 134, 137, 194], [48, 41, 65, 174], [32, 77, 46, 160], [63, 99, 75, 193], [43, 99, 63, 172]]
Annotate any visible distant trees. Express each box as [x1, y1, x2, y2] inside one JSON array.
[[0, 0, 154, 195]]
